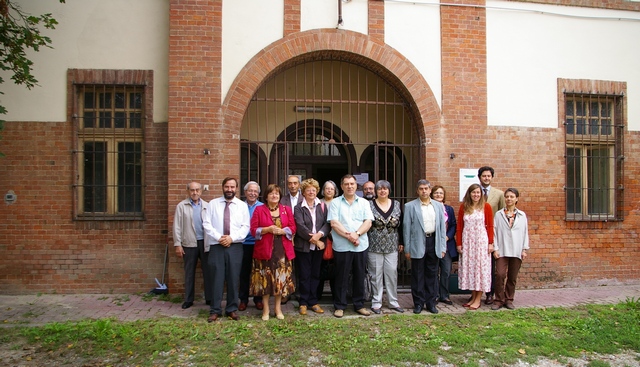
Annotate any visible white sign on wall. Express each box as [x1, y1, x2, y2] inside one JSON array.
[[459, 169, 480, 201]]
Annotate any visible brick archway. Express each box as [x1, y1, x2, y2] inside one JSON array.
[[222, 29, 441, 145]]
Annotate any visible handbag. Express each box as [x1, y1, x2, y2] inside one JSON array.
[[323, 237, 333, 260], [320, 201, 334, 260]]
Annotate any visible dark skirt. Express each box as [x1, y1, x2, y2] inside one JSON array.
[[250, 236, 295, 297]]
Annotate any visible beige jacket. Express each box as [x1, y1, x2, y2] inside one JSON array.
[[173, 198, 211, 249]]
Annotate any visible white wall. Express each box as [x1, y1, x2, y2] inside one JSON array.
[[487, 0, 640, 131], [222, 0, 284, 102], [0, 0, 169, 123], [385, 1, 441, 109]]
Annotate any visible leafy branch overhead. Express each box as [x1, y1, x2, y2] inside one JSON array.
[[0, 0, 64, 156]]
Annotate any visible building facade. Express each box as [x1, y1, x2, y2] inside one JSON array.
[[0, 0, 638, 294]]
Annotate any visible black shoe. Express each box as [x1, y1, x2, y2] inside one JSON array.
[[440, 298, 453, 305], [371, 307, 381, 314], [390, 307, 405, 313], [205, 300, 211, 306], [181, 301, 193, 309], [426, 305, 439, 314], [413, 305, 423, 314], [485, 295, 494, 305]]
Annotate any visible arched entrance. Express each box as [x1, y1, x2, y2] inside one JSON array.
[[240, 59, 417, 201]]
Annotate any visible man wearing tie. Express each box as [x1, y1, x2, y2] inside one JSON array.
[[478, 166, 505, 305], [203, 177, 250, 322]]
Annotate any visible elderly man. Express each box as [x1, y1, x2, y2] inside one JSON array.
[[238, 181, 264, 312], [203, 177, 250, 322], [328, 174, 374, 318], [173, 181, 211, 309], [281, 175, 301, 212], [403, 179, 446, 314]]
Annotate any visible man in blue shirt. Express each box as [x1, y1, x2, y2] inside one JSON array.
[[238, 181, 264, 311], [328, 174, 374, 318]]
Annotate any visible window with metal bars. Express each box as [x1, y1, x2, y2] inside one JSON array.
[[75, 85, 145, 219], [564, 94, 624, 221]]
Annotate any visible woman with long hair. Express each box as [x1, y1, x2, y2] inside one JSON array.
[[456, 183, 494, 310]]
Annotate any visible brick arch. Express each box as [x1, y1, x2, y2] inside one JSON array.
[[223, 29, 441, 145]]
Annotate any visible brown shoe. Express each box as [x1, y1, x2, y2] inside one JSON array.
[[504, 302, 515, 310], [299, 305, 308, 315], [484, 295, 494, 305], [356, 308, 371, 316], [310, 304, 325, 314], [226, 311, 239, 321], [255, 302, 264, 310], [238, 302, 247, 311], [491, 303, 502, 311], [333, 309, 344, 318], [207, 313, 220, 323]]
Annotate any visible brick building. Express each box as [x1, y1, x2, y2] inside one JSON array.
[[1, 0, 639, 295]]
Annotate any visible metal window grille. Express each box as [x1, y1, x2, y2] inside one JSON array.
[[564, 94, 624, 221], [74, 84, 145, 220]]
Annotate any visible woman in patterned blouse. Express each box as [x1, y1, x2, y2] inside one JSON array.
[[367, 180, 405, 314]]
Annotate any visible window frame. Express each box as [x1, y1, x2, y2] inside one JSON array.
[[559, 79, 625, 222], [69, 69, 153, 221]]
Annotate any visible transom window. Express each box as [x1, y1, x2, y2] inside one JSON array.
[[564, 94, 624, 221]]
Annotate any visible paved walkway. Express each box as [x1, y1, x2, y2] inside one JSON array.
[[2, 284, 639, 327]]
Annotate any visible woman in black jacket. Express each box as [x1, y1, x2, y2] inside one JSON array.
[[293, 178, 330, 315]]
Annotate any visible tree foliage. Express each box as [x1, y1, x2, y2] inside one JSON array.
[[0, 0, 64, 156]]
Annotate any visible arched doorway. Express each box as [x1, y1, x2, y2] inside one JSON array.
[[239, 59, 417, 202]]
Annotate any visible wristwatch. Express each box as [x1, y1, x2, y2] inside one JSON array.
[[355, 230, 361, 236]]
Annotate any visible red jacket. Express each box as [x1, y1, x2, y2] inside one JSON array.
[[456, 202, 494, 247], [250, 204, 296, 261]]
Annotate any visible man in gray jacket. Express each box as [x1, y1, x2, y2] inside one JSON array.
[[173, 182, 211, 309], [403, 179, 446, 314]]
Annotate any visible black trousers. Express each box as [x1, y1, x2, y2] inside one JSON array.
[[295, 249, 324, 307], [183, 239, 211, 303], [238, 244, 261, 305], [333, 249, 368, 311], [410, 235, 439, 308]]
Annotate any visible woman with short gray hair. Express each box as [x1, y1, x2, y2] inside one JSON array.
[[367, 180, 405, 314]]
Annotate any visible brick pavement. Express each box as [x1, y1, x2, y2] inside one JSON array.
[[1, 284, 639, 327]]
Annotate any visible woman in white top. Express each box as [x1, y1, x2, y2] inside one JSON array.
[[492, 188, 530, 310]]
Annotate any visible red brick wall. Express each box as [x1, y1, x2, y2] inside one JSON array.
[[1, 0, 637, 296], [0, 119, 168, 294], [167, 0, 232, 294], [284, 0, 300, 36]]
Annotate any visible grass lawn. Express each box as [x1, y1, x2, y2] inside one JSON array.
[[1, 298, 638, 366]]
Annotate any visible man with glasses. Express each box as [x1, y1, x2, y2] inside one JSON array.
[[173, 182, 211, 309], [238, 181, 264, 311]]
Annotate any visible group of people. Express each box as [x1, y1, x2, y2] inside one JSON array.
[[172, 166, 530, 322]]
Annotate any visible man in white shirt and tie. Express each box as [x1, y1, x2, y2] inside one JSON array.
[[203, 177, 250, 322]]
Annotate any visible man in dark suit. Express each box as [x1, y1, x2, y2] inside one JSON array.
[[478, 166, 505, 305], [280, 175, 301, 213], [403, 179, 447, 314]]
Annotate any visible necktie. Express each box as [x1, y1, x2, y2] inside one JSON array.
[[483, 188, 488, 200], [223, 201, 231, 235]]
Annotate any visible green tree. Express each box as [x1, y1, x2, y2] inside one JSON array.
[[0, 0, 64, 157]]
